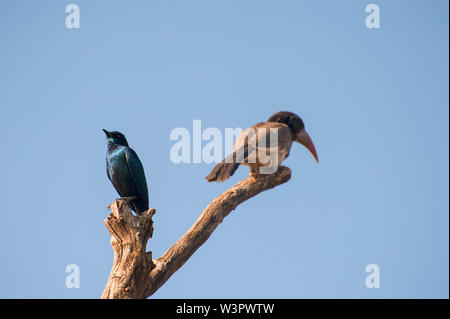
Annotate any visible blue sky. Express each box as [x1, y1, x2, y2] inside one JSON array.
[[0, 0, 448, 298]]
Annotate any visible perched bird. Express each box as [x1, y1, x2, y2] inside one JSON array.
[[205, 111, 318, 182], [103, 129, 149, 214]]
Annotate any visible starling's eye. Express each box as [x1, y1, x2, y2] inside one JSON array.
[[116, 134, 121, 138]]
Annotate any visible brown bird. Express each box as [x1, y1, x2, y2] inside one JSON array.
[[205, 111, 318, 182]]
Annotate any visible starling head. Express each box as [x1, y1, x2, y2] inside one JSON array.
[[268, 111, 318, 163], [103, 129, 129, 147]]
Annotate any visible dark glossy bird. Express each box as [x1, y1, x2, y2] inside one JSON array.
[[205, 111, 318, 182], [103, 129, 149, 214]]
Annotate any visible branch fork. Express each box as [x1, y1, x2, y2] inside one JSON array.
[[102, 166, 292, 298]]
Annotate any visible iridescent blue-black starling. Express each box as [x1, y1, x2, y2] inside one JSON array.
[[103, 129, 149, 215]]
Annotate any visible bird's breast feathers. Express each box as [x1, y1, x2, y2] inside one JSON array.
[[106, 146, 129, 178]]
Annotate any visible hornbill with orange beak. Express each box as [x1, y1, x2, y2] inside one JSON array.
[[205, 111, 318, 182]]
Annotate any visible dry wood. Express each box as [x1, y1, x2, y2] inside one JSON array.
[[101, 166, 291, 299]]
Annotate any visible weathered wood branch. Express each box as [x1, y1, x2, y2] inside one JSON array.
[[101, 166, 291, 299]]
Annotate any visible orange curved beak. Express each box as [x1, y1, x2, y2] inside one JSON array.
[[296, 129, 319, 163]]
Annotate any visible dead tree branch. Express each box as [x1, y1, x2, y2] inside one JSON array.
[[101, 166, 291, 299]]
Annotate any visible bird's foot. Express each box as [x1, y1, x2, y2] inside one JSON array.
[[107, 196, 138, 209], [249, 167, 262, 178], [118, 196, 138, 202]]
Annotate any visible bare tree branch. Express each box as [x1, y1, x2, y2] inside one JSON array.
[[101, 166, 291, 299]]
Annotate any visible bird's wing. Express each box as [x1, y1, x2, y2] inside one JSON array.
[[125, 148, 149, 209], [106, 159, 111, 181], [258, 122, 292, 150], [232, 125, 262, 162]]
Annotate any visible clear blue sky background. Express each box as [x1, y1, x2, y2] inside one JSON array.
[[0, 1, 448, 298]]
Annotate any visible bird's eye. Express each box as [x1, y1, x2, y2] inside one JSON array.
[[116, 134, 121, 138]]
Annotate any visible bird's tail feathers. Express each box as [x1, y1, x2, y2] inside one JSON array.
[[205, 145, 251, 182], [205, 161, 240, 182]]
